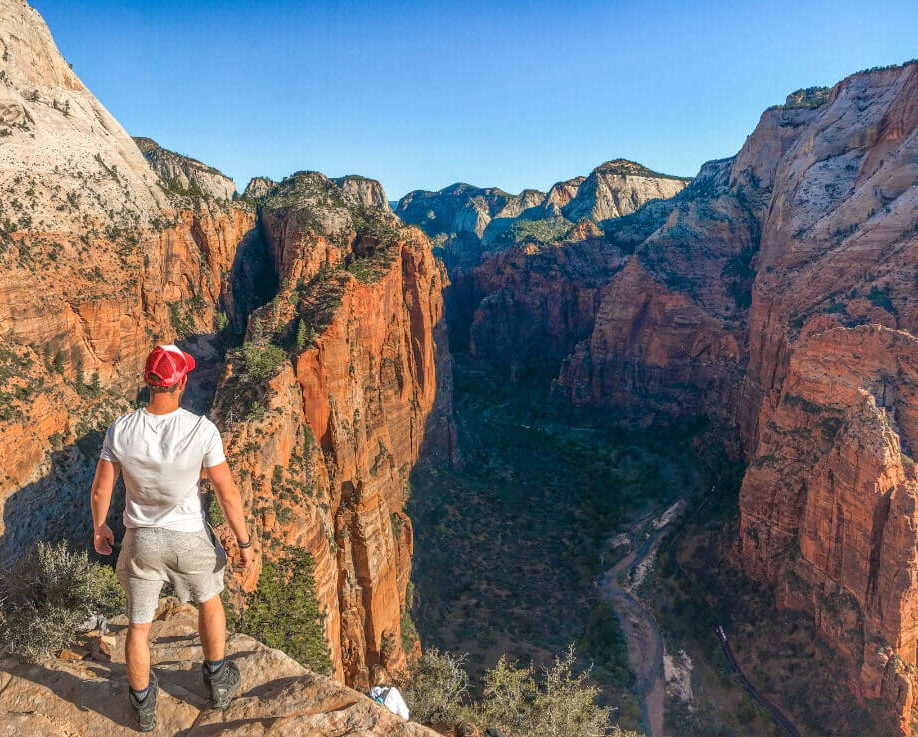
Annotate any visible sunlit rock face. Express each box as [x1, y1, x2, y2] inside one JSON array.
[[134, 137, 238, 201], [0, 600, 441, 737], [734, 64, 918, 737], [395, 161, 689, 270], [211, 172, 451, 687], [0, 0, 256, 560]]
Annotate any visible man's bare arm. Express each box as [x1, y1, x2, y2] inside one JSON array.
[[205, 461, 254, 568], [90, 458, 120, 554]]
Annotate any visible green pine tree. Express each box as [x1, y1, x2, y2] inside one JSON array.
[[235, 547, 332, 675]]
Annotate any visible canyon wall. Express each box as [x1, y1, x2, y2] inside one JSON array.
[[0, 0, 256, 560], [467, 233, 623, 366], [554, 154, 758, 421], [735, 64, 918, 734], [210, 172, 450, 688]]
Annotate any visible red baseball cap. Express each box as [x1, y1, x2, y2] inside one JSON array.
[[144, 344, 196, 387]]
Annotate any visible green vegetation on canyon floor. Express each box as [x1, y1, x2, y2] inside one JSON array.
[[409, 354, 869, 737], [409, 355, 724, 733]]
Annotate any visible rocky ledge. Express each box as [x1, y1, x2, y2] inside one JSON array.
[[0, 599, 437, 737]]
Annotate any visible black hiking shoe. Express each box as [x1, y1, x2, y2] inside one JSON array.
[[129, 671, 158, 732], [202, 659, 241, 709]]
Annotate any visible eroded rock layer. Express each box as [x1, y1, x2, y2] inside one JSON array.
[[739, 325, 918, 731]]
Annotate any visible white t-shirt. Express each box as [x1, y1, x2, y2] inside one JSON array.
[[100, 407, 226, 532]]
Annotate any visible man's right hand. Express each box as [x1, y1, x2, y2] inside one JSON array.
[[93, 523, 115, 555]]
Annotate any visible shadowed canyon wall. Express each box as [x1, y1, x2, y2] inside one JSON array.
[[396, 159, 691, 361], [735, 66, 918, 734]]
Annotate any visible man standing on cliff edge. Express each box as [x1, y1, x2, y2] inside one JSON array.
[[89, 344, 255, 731]]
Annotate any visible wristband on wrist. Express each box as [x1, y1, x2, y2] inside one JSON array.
[[237, 537, 253, 549]]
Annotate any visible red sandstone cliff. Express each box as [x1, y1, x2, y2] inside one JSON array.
[[210, 173, 449, 688], [0, 2, 451, 700], [739, 325, 918, 730], [735, 64, 918, 735], [467, 232, 621, 365]]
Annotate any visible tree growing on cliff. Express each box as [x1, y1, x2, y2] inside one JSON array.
[[295, 317, 314, 351], [220, 340, 289, 419], [480, 647, 614, 737], [403, 647, 470, 723], [230, 546, 333, 675]]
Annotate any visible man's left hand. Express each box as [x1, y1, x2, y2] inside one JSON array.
[[93, 524, 115, 555], [237, 544, 255, 569]]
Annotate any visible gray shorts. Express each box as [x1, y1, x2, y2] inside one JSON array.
[[116, 525, 227, 623]]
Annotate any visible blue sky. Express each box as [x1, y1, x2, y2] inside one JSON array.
[[33, 0, 918, 200]]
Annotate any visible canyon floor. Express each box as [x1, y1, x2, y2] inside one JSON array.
[[407, 356, 720, 734], [408, 355, 902, 737], [663, 500, 902, 737]]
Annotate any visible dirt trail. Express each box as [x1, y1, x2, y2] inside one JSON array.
[[601, 503, 682, 737]]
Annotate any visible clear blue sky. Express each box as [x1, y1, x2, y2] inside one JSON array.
[[33, 0, 918, 200]]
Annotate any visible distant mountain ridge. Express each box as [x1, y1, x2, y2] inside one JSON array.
[[395, 159, 690, 268]]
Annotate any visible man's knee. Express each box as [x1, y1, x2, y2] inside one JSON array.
[[198, 593, 224, 613], [126, 621, 152, 643]]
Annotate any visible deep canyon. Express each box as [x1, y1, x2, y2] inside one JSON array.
[[0, 1, 916, 736]]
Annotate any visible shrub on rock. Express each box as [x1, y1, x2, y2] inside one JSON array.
[[403, 648, 470, 723], [403, 644, 643, 737], [0, 541, 124, 662]]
